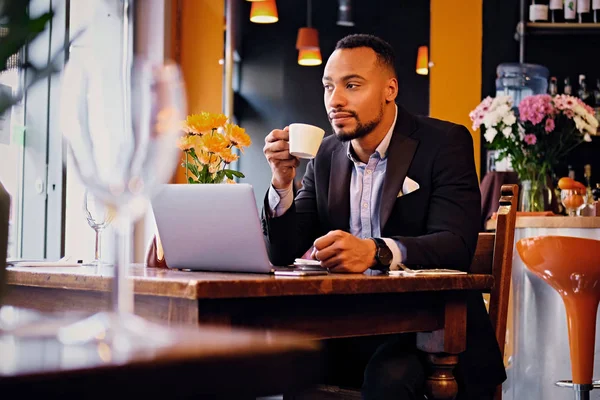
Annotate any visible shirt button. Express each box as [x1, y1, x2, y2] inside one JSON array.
[[366, 169, 372, 174], [363, 203, 368, 209]]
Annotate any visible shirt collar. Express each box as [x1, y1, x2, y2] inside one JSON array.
[[347, 104, 398, 163]]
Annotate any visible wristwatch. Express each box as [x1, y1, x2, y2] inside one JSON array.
[[369, 238, 393, 271]]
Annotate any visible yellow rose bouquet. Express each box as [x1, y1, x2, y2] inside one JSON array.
[[178, 112, 251, 184]]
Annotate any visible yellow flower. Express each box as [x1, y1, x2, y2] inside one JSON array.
[[177, 135, 194, 151], [197, 133, 229, 154], [226, 178, 236, 184], [219, 148, 239, 164], [184, 112, 228, 135], [224, 123, 251, 152], [209, 164, 220, 174]]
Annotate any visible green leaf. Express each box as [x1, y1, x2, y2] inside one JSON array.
[[187, 176, 195, 184], [224, 169, 245, 179]]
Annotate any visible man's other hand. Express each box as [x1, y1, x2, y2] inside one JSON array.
[[313, 230, 377, 273]]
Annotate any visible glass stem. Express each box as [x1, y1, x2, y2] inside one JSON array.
[[94, 229, 102, 262], [112, 211, 134, 315]]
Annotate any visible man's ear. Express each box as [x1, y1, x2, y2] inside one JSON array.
[[385, 77, 398, 103]]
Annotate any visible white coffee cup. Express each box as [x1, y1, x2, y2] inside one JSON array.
[[288, 123, 325, 159]]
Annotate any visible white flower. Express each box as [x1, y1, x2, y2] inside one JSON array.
[[484, 127, 498, 143], [502, 112, 516, 126], [518, 124, 525, 140], [491, 95, 512, 110], [584, 133, 592, 142], [574, 116, 585, 132], [502, 126, 512, 138]]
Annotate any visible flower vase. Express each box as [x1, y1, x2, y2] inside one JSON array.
[[519, 179, 550, 212]]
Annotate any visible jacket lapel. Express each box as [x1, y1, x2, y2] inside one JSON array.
[[380, 107, 419, 229], [327, 142, 352, 231]]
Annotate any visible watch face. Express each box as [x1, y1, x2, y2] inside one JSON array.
[[379, 246, 393, 266]]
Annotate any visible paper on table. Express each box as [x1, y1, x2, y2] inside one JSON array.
[[388, 269, 467, 276]]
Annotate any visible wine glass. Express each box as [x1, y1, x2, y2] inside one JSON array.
[[561, 189, 588, 216], [83, 189, 113, 266], [57, 1, 185, 351]]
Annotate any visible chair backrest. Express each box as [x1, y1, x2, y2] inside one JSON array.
[[470, 184, 518, 360]]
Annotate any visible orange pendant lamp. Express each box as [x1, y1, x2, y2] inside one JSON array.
[[296, 0, 322, 66], [250, 0, 278, 24], [416, 45, 429, 75]]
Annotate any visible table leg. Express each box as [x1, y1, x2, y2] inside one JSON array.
[[422, 353, 459, 400]]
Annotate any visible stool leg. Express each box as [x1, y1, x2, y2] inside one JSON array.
[[562, 297, 600, 385], [573, 384, 593, 400]]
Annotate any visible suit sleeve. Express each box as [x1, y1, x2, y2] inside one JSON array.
[[393, 125, 481, 270], [261, 159, 322, 266]]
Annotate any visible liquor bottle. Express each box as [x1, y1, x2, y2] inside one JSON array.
[[578, 0, 592, 21], [584, 164, 593, 198], [565, 0, 577, 20], [594, 0, 600, 21], [578, 75, 595, 107], [582, 164, 596, 215], [564, 76, 573, 95], [550, 0, 565, 21], [592, 183, 600, 202], [549, 76, 558, 95], [530, 0, 550, 21], [568, 165, 576, 180]]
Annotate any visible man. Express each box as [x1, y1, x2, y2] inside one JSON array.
[[261, 34, 505, 399]]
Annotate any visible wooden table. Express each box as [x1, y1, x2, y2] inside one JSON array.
[[0, 307, 322, 399], [5, 265, 494, 400]]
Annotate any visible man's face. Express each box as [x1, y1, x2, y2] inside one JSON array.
[[322, 47, 391, 142]]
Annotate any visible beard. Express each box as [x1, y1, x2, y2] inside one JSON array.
[[330, 105, 384, 142]]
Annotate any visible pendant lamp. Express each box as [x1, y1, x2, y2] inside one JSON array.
[[250, 0, 278, 24]]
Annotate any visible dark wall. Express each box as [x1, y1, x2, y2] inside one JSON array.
[[235, 0, 430, 205], [482, 0, 600, 185]]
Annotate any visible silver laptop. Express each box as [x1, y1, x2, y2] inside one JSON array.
[[152, 183, 328, 276], [151, 183, 275, 273]]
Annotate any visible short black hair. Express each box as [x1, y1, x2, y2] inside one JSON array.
[[334, 34, 396, 77]]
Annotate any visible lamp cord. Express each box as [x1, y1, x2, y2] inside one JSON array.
[[307, 0, 312, 27]]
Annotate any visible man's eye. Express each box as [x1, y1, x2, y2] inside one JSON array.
[[347, 83, 358, 89], [323, 84, 333, 90]]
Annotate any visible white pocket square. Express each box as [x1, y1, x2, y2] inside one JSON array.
[[398, 177, 420, 198]]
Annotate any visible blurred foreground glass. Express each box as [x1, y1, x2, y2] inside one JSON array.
[[58, 4, 185, 349]]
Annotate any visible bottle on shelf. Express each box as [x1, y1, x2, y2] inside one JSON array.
[[549, 76, 558, 95], [593, 0, 600, 22], [530, 0, 550, 21], [578, 0, 592, 21], [578, 74, 595, 107], [568, 165, 576, 180], [582, 164, 596, 216], [584, 164, 593, 199], [565, 0, 577, 20], [550, 0, 565, 21], [564, 76, 573, 95], [592, 183, 600, 202]]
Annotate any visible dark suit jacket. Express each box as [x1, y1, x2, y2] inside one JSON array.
[[261, 106, 506, 396]]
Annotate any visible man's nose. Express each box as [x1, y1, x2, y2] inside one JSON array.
[[327, 88, 347, 110]]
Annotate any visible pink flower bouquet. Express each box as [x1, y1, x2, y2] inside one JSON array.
[[470, 94, 598, 211], [470, 94, 597, 179]]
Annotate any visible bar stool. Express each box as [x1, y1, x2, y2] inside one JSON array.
[[516, 236, 600, 400]]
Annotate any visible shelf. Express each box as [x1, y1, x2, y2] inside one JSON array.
[[526, 22, 600, 35]]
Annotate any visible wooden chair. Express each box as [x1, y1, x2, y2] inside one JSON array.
[[288, 184, 519, 400]]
